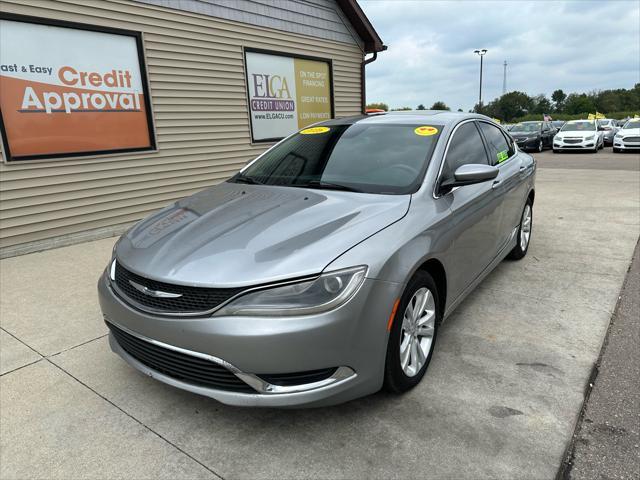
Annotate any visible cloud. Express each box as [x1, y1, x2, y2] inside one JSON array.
[[360, 0, 640, 111]]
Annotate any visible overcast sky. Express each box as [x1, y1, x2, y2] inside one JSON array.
[[359, 0, 640, 111]]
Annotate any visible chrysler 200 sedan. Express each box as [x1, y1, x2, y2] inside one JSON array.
[[98, 112, 536, 407]]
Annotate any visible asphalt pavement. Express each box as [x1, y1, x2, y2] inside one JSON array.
[[564, 238, 639, 480], [0, 147, 638, 479]]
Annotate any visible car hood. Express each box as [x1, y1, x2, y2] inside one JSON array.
[[618, 128, 640, 136], [116, 182, 410, 287]]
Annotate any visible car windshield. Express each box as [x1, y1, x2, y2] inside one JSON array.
[[552, 121, 564, 127], [560, 121, 596, 132], [597, 120, 612, 126], [623, 120, 640, 129], [229, 123, 441, 194], [510, 122, 541, 133]]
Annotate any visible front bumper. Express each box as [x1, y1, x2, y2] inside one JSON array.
[[553, 137, 596, 150], [514, 136, 539, 150], [613, 138, 640, 150], [98, 272, 401, 407]]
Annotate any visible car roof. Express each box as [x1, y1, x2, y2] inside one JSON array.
[[319, 110, 492, 128]]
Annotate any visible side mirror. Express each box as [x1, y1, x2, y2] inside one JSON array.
[[440, 164, 499, 193]]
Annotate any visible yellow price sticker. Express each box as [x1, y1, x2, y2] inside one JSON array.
[[414, 126, 439, 136], [300, 126, 330, 135]]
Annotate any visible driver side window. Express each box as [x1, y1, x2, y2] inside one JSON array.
[[441, 122, 489, 182]]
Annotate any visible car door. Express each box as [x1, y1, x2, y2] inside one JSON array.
[[477, 121, 529, 247], [435, 120, 504, 300], [542, 123, 553, 147]]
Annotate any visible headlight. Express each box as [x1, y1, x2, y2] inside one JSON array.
[[615, 133, 623, 139], [585, 135, 595, 140], [215, 266, 367, 316]]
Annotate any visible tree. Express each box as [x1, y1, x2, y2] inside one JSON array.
[[551, 89, 566, 112], [564, 93, 596, 115], [391, 106, 412, 111], [366, 102, 388, 111], [457, 108, 463, 112], [480, 91, 533, 121], [531, 94, 553, 114], [416, 104, 426, 110], [430, 101, 450, 111]]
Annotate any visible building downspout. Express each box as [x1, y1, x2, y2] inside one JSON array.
[[361, 49, 384, 113]]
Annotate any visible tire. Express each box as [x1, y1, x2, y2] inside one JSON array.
[[537, 140, 543, 152], [384, 271, 440, 394], [507, 199, 533, 260], [613, 147, 620, 153], [553, 149, 560, 153]]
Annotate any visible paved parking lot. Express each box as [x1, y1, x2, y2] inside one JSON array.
[[1, 148, 639, 480]]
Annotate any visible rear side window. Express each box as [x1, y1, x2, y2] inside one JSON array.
[[478, 122, 514, 165], [441, 122, 489, 181]]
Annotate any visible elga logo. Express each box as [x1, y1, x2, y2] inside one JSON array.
[[20, 66, 141, 114], [250, 74, 294, 112]]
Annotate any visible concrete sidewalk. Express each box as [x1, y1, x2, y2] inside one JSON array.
[[1, 155, 639, 479]]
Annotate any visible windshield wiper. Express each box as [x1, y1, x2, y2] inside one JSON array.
[[300, 180, 363, 193], [232, 173, 263, 185]]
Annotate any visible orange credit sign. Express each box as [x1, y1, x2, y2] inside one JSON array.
[[0, 15, 155, 162]]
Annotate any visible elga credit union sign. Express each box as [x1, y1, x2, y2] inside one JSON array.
[[245, 50, 333, 142], [0, 16, 155, 162]]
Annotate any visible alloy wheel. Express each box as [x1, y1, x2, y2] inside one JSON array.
[[520, 204, 532, 251], [399, 287, 436, 377], [538, 140, 543, 152]]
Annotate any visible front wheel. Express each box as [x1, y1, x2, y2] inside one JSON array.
[[507, 200, 533, 260], [613, 147, 620, 153], [553, 148, 560, 153], [384, 271, 439, 393]]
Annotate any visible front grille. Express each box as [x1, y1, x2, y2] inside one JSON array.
[[563, 139, 582, 144], [623, 136, 640, 143], [257, 367, 338, 386], [113, 262, 243, 314], [107, 322, 255, 393]]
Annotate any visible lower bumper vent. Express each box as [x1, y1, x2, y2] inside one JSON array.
[[108, 322, 255, 393]]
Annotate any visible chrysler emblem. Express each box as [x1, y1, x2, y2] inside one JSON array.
[[128, 280, 182, 298]]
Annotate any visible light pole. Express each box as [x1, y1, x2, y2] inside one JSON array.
[[474, 49, 487, 111]]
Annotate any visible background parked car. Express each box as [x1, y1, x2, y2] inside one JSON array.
[[597, 119, 619, 145], [613, 118, 640, 153], [552, 120, 565, 133], [509, 121, 555, 152], [553, 119, 604, 152]]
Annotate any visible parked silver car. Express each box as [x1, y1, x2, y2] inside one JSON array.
[[597, 119, 618, 145], [98, 112, 536, 407]]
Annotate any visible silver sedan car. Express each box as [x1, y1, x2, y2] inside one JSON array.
[[98, 112, 536, 407]]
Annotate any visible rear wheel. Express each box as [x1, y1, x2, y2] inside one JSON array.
[[507, 199, 533, 260], [384, 271, 439, 393]]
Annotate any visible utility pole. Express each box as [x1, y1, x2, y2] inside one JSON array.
[[474, 49, 487, 111], [502, 60, 507, 95]]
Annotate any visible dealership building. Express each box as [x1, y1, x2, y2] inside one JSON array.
[[0, 0, 384, 257]]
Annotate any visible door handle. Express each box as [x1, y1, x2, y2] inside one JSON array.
[[519, 165, 526, 172], [491, 179, 502, 189]]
